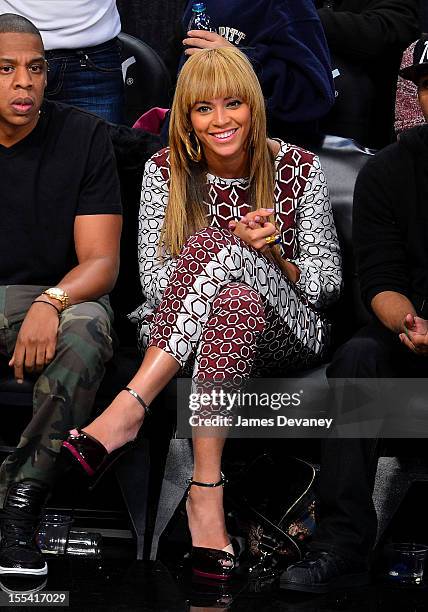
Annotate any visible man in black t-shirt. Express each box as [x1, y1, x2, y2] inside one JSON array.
[[0, 14, 122, 577]]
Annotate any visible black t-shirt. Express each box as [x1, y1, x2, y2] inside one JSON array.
[[0, 100, 122, 286]]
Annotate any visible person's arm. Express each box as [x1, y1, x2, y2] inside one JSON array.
[[289, 155, 342, 308], [371, 291, 428, 356], [353, 146, 428, 352], [137, 155, 177, 307], [9, 121, 122, 382], [371, 290, 416, 333], [47, 215, 122, 303], [9, 215, 121, 382], [244, 19, 335, 123], [318, 0, 419, 61], [353, 150, 410, 315]]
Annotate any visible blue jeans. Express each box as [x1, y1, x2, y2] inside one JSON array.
[[45, 37, 125, 124]]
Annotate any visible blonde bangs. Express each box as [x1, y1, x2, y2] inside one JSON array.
[[175, 48, 264, 123]]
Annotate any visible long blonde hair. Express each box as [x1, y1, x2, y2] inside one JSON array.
[[162, 47, 283, 268]]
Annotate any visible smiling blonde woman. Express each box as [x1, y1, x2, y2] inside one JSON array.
[[61, 47, 342, 581]]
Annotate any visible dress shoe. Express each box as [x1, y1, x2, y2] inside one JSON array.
[[60, 386, 149, 487], [60, 428, 133, 488]]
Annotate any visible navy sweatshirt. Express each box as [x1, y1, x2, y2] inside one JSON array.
[[181, 0, 335, 134]]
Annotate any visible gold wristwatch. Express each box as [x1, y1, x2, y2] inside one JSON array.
[[42, 287, 69, 311]]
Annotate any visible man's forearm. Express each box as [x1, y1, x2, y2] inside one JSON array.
[[47, 256, 119, 306], [41, 214, 122, 308], [371, 291, 416, 333]]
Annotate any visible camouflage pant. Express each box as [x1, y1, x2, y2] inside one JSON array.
[[0, 286, 114, 504]]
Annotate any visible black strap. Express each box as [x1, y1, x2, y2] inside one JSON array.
[[187, 473, 227, 488], [124, 387, 150, 415]]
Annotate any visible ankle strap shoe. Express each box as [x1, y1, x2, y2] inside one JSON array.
[[60, 429, 134, 489], [187, 474, 236, 581]]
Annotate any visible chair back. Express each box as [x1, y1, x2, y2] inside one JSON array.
[[119, 32, 171, 127], [314, 135, 374, 349]]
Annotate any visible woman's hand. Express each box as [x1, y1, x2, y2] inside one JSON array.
[[228, 208, 277, 251], [183, 30, 234, 56], [229, 208, 301, 282], [238, 208, 272, 230]]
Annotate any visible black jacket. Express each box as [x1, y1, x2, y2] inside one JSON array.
[[316, 0, 419, 148], [354, 125, 428, 310], [317, 0, 419, 61]]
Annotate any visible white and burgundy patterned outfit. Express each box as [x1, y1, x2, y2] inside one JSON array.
[[130, 140, 342, 385]]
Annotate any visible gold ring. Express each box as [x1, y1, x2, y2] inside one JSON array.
[[265, 234, 281, 246]]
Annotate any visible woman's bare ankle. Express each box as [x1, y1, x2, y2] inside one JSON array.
[[82, 392, 147, 453], [186, 486, 229, 550]]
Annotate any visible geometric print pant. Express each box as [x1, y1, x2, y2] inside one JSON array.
[[148, 228, 330, 388], [0, 285, 114, 505]]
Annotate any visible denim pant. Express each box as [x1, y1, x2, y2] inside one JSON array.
[[45, 37, 125, 124]]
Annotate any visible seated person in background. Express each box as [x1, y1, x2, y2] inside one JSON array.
[[0, 14, 122, 577], [165, 0, 335, 145], [61, 47, 342, 581], [316, 0, 419, 149], [0, 0, 125, 122], [395, 37, 426, 136], [281, 36, 428, 593]]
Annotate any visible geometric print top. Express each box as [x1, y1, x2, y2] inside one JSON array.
[[130, 139, 342, 338]]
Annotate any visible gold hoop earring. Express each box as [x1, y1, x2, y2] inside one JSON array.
[[185, 131, 202, 162]]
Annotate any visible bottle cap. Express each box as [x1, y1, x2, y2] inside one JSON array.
[[192, 2, 206, 12]]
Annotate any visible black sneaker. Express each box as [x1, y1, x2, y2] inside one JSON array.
[[279, 550, 369, 593], [0, 480, 48, 576], [0, 574, 48, 594]]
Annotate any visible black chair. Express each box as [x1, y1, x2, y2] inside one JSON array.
[[118, 32, 171, 127]]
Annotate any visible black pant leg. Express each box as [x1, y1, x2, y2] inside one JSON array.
[[310, 321, 406, 563]]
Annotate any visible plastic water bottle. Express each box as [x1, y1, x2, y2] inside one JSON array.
[[187, 2, 213, 32], [65, 531, 102, 558]]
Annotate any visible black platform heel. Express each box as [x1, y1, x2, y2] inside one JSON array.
[[60, 387, 150, 488], [187, 474, 236, 581]]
